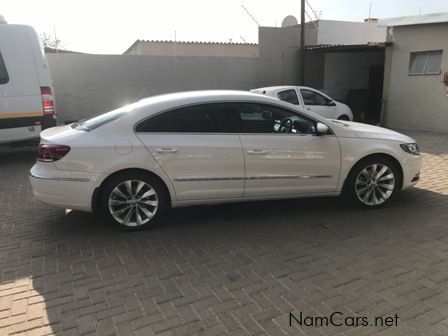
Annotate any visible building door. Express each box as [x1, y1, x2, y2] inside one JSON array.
[[368, 66, 384, 124]]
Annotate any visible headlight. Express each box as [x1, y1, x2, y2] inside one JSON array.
[[400, 143, 420, 155]]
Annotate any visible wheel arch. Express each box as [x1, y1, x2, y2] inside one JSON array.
[[341, 153, 404, 194], [91, 168, 173, 214], [337, 114, 350, 121]]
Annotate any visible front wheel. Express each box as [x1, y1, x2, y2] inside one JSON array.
[[100, 172, 168, 229], [344, 157, 401, 208]]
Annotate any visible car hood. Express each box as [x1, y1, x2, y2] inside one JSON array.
[[331, 121, 415, 142]]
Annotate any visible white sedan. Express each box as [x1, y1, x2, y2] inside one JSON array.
[[251, 86, 354, 121], [30, 90, 421, 229]]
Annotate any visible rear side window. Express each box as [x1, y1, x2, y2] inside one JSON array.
[[277, 89, 299, 105], [135, 104, 240, 133], [0, 53, 9, 84]]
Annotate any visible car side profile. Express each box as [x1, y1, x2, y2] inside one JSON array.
[[251, 86, 353, 121], [30, 91, 421, 229]]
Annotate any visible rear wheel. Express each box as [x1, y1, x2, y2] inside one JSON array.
[[344, 157, 401, 208], [100, 172, 168, 229]]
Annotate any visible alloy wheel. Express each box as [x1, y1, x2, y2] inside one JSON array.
[[355, 164, 395, 206], [108, 180, 158, 226]]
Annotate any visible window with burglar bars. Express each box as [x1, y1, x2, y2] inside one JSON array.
[[408, 50, 443, 75]]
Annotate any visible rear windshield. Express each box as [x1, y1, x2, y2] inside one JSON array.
[[71, 104, 136, 131]]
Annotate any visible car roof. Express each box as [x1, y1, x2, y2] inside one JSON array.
[[125, 89, 325, 125], [136, 90, 281, 110], [251, 86, 312, 94]]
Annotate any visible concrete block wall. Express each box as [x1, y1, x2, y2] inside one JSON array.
[[47, 53, 290, 123]]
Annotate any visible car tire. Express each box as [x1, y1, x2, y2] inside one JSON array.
[[338, 115, 350, 121], [343, 156, 401, 209], [100, 171, 169, 230]]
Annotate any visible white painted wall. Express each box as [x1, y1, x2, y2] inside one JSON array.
[[384, 23, 448, 132], [317, 20, 387, 45]]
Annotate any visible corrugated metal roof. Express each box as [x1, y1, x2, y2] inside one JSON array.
[[379, 12, 448, 27], [134, 39, 258, 46], [305, 43, 389, 52]]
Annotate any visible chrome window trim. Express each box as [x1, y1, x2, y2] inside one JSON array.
[[133, 100, 335, 136], [135, 132, 333, 137]]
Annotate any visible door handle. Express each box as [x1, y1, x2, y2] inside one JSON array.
[[155, 147, 178, 153], [247, 149, 267, 154]]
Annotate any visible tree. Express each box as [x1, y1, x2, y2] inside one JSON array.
[[40, 32, 64, 50]]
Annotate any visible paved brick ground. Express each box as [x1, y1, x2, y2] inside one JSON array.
[[0, 130, 447, 336]]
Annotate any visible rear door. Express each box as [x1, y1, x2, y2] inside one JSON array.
[[299, 88, 337, 119], [135, 103, 245, 201]]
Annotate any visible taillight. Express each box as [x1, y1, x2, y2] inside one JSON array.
[[38, 144, 70, 162], [41, 87, 55, 116]]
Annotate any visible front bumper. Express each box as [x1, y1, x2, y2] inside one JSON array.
[[401, 154, 422, 190], [29, 164, 99, 212]]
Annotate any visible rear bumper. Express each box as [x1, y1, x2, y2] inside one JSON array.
[[29, 165, 99, 212]]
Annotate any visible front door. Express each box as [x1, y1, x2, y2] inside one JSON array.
[[299, 88, 336, 119], [234, 103, 341, 197], [135, 103, 245, 201]]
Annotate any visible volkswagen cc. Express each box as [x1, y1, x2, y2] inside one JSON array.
[[30, 91, 421, 229]]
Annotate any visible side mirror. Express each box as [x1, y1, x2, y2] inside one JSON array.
[[316, 122, 329, 135], [327, 100, 336, 106]]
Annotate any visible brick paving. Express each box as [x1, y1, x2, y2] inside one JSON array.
[[0, 130, 447, 336]]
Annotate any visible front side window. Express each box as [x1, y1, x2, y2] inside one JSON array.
[[277, 89, 300, 105], [234, 103, 316, 135], [409, 50, 443, 75], [0, 53, 9, 84], [300, 89, 328, 106]]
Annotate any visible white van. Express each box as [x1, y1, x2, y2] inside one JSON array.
[[0, 18, 57, 144]]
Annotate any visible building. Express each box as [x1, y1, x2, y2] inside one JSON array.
[[380, 13, 448, 132], [259, 19, 388, 123], [123, 40, 259, 58], [47, 14, 448, 132]]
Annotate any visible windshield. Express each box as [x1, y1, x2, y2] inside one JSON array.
[[71, 103, 136, 132]]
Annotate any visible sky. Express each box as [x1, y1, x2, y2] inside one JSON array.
[[2, 0, 448, 54]]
